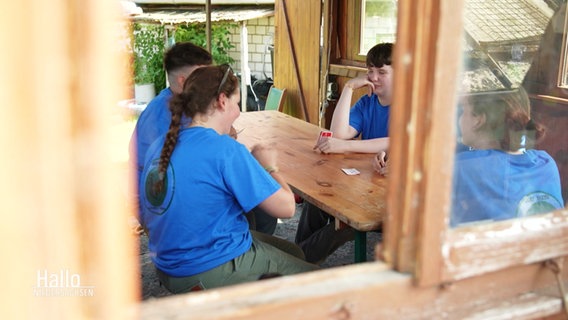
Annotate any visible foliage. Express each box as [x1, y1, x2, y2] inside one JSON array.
[[499, 61, 531, 87], [174, 23, 237, 65], [132, 23, 166, 92], [365, 0, 397, 17], [130, 22, 236, 93]]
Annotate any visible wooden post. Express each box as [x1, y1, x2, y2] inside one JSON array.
[[0, 0, 138, 318]]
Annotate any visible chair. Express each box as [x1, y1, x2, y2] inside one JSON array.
[[264, 86, 287, 112]]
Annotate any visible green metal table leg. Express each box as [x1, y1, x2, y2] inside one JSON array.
[[354, 231, 367, 263]]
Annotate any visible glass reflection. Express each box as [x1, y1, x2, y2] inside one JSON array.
[[451, 0, 567, 227], [451, 89, 564, 227]]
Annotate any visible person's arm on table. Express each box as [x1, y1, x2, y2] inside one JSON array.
[[251, 144, 296, 219], [316, 136, 389, 154], [329, 75, 374, 139]]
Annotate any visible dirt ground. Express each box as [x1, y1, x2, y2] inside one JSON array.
[[139, 202, 382, 300]]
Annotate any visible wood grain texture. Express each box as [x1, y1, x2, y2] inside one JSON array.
[[0, 0, 138, 319], [274, 0, 322, 124], [234, 111, 386, 231], [443, 210, 568, 281], [139, 259, 567, 319]]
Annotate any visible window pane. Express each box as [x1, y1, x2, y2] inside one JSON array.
[[450, 0, 567, 228], [360, 0, 397, 55], [461, 0, 553, 92]]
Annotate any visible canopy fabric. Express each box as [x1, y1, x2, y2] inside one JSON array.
[[133, 5, 274, 24]]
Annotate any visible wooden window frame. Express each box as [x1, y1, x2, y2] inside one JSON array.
[[337, 0, 366, 66], [8, 0, 567, 318], [340, 0, 399, 66], [331, 0, 568, 287], [139, 0, 568, 317], [386, 0, 568, 287]]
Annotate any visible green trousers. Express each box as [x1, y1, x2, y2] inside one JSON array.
[[157, 232, 319, 293]]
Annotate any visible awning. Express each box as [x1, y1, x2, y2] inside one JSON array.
[[132, 5, 274, 24], [134, 0, 274, 4]]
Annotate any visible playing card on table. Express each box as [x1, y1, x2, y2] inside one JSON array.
[[341, 168, 360, 175]]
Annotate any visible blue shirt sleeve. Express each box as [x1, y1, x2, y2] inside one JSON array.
[[348, 95, 368, 137], [222, 141, 281, 213]]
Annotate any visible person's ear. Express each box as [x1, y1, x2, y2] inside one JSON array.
[[176, 75, 186, 90], [216, 92, 228, 111], [472, 112, 486, 130]]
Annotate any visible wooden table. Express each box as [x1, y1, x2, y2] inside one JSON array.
[[234, 110, 387, 262]]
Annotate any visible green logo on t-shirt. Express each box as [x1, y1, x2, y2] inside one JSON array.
[[143, 160, 174, 215], [517, 192, 562, 217], [145, 168, 168, 206]]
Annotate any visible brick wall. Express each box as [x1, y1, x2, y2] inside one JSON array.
[[228, 15, 275, 82]]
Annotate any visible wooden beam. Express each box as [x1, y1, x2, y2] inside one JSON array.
[[0, 0, 138, 318], [138, 261, 568, 319], [329, 64, 366, 78]]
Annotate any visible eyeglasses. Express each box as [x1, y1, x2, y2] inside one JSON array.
[[217, 64, 233, 95]]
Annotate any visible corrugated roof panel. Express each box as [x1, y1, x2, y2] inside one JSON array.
[[464, 0, 551, 44]]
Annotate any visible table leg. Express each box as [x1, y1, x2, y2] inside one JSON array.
[[354, 231, 367, 263]]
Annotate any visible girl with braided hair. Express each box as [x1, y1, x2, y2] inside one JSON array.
[[451, 87, 564, 227], [139, 65, 317, 293]]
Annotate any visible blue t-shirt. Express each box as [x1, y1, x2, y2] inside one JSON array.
[[139, 127, 281, 277], [129, 88, 192, 214], [130, 88, 174, 185], [451, 149, 564, 227], [349, 94, 390, 139]]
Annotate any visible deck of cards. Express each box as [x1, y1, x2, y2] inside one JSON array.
[[316, 130, 333, 145]]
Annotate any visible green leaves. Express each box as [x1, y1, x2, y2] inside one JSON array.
[[131, 22, 236, 93], [174, 23, 236, 65], [132, 23, 166, 91]]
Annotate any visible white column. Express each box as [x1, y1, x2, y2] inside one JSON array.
[[240, 21, 250, 112]]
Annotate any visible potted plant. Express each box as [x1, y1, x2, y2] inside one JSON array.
[[132, 23, 166, 104], [130, 22, 237, 104], [133, 67, 156, 104]]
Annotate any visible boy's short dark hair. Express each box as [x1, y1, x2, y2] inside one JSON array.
[[366, 43, 393, 68], [164, 42, 213, 73]]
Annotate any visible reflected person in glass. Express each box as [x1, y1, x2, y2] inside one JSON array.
[[451, 88, 564, 227]]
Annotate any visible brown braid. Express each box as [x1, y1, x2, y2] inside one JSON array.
[[468, 87, 545, 151], [152, 102, 183, 194], [152, 65, 238, 192]]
